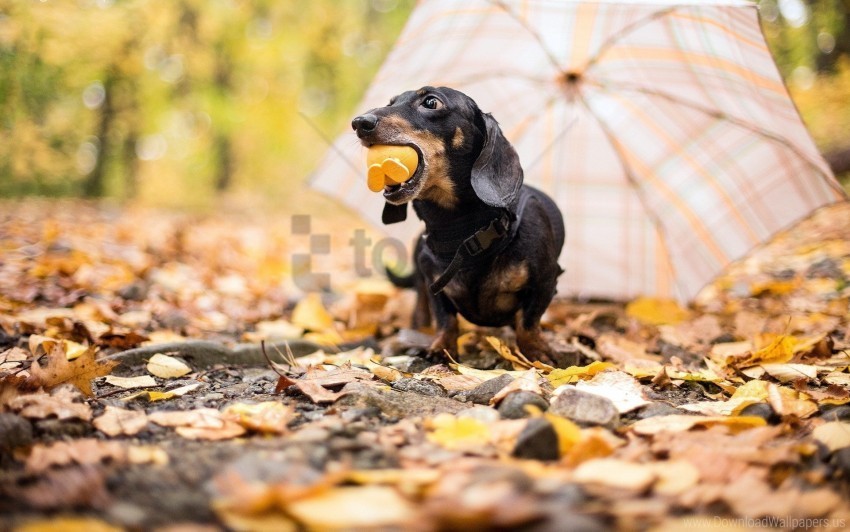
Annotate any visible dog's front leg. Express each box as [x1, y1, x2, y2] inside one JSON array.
[[417, 253, 459, 358]]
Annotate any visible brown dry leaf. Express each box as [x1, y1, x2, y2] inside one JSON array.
[[25, 438, 127, 473], [223, 401, 295, 434], [28, 344, 118, 397], [149, 408, 246, 440], [291, 379, 344, 403], [680, 380, 769, 416], [10, 387, 92, 421], [649, 460, 700, 496], [93, 405, 148, 436], [286, 485, 414, 529], [0, 346, 28, 370], [563, 426, 623, 466], [486, 336, 553, 372], [760, 363, 818, 382], [630, 414, 766, 435], [14, 465, 111, 511]]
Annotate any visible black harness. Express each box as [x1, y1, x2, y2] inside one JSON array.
[[419, 190, 533, 295]]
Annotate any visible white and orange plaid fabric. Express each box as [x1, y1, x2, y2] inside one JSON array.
[[310, 0, 846, 302]]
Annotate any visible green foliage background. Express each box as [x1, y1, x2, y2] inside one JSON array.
[[0, 0, 847, 207]]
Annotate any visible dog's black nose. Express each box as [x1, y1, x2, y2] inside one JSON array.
[[351, 114, 378, 132]]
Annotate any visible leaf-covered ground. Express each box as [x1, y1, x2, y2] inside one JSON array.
[[1, 199, 850, 530]]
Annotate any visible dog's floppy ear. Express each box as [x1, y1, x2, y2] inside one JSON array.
[[382, 202, 407, 224], [470, 112, 523, 208]]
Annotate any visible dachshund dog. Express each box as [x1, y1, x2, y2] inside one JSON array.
[[352, 87, 564, 364]]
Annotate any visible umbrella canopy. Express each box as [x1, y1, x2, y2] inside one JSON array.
[[310, 0, 846, 302]]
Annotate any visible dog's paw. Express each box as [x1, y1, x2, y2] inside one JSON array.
[[425, 330, 457, 363], [517, 331, 557, 366]]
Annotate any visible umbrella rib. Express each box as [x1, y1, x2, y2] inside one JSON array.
[[573, 90, 685, 299], [583, 7, 676, 72], [592, 81, 845, 196], [487, 0, 563, 72]]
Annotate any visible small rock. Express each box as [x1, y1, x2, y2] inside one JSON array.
[[467, 374, 515, 405], [34, 418, 91, 439], [740, 402, 779, 424], [117, 281, 148, 301], [107, 502, 147, 528], [636, 402, 681, 419], [158, 309, 190, 329], [202, 392, 225, 402], [513, 418, 559, 461], [822, 405, 850, 422], [498, 391, 549, 419], [549, 387, 619, 428], [341, 407, 382, 422], [391, 377, 447, 397], [459, 348, 501, 369], [457, 405, 500, 424], [337, 382, 465, 418], [0, 413, 33, 452]]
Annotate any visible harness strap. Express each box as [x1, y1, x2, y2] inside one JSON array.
[[429, 211, 511, 294]]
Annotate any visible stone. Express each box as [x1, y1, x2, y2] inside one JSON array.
[[513, 418, 559, 461], [822, 405, 850, 422], [498, 391, 550, 420], [337, 382, 465, 418], [467, 374, 515, 405], [549, 387, 618, 428], [636, 402, 681, 420], [740, 402, 779, 424], [391, 377, 447, 397], [0, 413, 33, 452]]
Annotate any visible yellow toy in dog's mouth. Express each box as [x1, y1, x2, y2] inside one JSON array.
[[366, 145, 419, 192]]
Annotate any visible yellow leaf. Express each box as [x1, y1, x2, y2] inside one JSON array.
[[485, 336, 553, 372], [141, 382, 202, 402], [631, 414, 766, 435], [547, 361, 614, 386], [564, 427, 621, 466], [287, 486, 414, 529], [291, 293, 334, 332], [426, 413, 491, 451], [543, 413, 582, 456], [625, 297, 689, 325]]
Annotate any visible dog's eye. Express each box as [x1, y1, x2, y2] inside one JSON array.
[[421, 96, 442, 110]]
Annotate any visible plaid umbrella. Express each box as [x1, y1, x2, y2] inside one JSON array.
[[310, 0, 846, 302]]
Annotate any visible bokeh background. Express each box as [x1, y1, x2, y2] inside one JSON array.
[[1, 0, 848, 211]]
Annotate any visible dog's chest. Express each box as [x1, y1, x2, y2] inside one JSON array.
[[443, 260, 529, 318]]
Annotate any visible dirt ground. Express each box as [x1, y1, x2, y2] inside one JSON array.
[[1, 200, 850, 530]]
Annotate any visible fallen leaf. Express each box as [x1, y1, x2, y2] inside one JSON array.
[[625, 297, 689, 325], [291, 292, 334, 332], [547, 361, 614, 386], [630, 415, 766, 435], [223, 401, 294, 434], [149, 408, 247, 440], [28, 344, 118, 397], [563, 426, 622, 466], [574, 370, 650, 413], [93, 405, 148, 436], [811, 421, 850, 452], [286, 486, 414, 529], [139, 382, 202, 402], [572, 458, 656, 492], [103, 375, 157, 389], [649, 460, 701, 496], [15, 516, 122, 532], [426, 413, 492, 451], [767, 384, 818, 419], [25, 438, 127, 473], [486, 336, 553, 372], [146, 353, 192, 378], [760, 363, 817, 382], [542, 412, 582, 456], [10, 387, 92, 421]]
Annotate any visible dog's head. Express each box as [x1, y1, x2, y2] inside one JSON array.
[[352, 87, 523, 220]]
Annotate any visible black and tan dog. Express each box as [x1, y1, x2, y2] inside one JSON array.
[[352, 86, 564, 363]]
